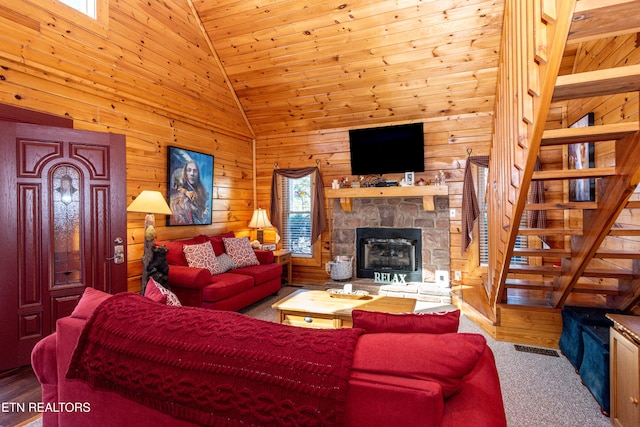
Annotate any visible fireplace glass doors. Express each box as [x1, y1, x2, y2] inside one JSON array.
[[356, 228, 422, 283]]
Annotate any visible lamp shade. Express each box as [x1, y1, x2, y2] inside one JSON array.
[[127, 190, 172, 215], [248, 208, 273, 229]]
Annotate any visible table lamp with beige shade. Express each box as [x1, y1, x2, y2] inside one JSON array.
[[127, 190, 173, 292], [248, 208, 273, 244]]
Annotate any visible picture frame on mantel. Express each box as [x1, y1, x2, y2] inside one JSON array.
[[404, 171, 414, 185], [167, 146, 214, 226], [568, 112, 596, 202]]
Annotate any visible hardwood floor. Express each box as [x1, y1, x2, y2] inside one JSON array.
[[0, 365, 41, 427]]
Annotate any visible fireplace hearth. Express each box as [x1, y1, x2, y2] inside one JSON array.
[[356, 228, 422, 283], [330, 194, 450, 283]]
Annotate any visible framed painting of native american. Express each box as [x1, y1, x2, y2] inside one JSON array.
[[167, 146, 214, 225]]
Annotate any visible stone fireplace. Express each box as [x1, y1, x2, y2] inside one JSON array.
[[330, 195, 450, 283], [356, 227, 422, 282]]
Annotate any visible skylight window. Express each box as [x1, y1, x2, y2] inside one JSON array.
[[59, 0, 96, 19]]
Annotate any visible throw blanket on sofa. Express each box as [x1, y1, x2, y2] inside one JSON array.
[[67, 293, 364, 427]]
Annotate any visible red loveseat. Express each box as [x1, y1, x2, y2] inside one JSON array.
[[157, 231, 282, 311], [31, 289, 507, 427]]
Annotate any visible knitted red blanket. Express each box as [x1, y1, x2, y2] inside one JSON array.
[[66, 293, 363, 427]]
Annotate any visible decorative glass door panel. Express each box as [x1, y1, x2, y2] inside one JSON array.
[[52, 165, 82, 287]]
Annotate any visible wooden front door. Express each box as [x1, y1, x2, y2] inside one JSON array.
[[0, 122, 127, 371]]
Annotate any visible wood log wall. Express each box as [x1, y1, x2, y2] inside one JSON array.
[[255, 115, 494, 284], [0, 0, 637, 295], [0, 0, 256, 293]]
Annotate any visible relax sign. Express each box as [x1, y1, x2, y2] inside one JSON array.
[[373, 272, 407, 284]]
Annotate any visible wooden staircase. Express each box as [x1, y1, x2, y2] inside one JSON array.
[[465, 0, 640, 347]]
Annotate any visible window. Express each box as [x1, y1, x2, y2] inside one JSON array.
[[36, 0, 108, 37], [281, 175, 313, 257], [59, 0, 96, 19], [477, 166, 528, 266]]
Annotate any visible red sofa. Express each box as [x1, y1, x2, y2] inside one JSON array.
[[31, 290, 507, 427], [157, 231, 282, 311]]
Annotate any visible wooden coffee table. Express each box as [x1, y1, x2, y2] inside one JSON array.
[[271, 289, 416, 329]]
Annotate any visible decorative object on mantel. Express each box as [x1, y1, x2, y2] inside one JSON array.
[[127, 190, 172, 292], [248, 208, 272, 243]]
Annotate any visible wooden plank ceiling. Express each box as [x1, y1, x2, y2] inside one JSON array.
[[190, 0, 506, 136]]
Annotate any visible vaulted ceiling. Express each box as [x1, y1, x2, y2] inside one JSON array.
[[186, 0, 640, 137], [189, 0, 507, 136]]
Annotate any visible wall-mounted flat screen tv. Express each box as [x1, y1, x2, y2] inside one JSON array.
[[349, 123, 425, 176]]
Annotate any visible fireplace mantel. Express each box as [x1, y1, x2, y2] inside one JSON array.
[[325, 185, 448, 211]]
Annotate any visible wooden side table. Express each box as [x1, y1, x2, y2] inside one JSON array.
[[272, 249, 292, 285]]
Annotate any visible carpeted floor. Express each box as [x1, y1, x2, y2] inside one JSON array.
[[242, 285, 611, 427]]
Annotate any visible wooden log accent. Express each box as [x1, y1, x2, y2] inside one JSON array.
[[324, 186, 448, 212]]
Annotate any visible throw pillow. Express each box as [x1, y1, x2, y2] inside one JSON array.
[[215, 253, 236, 273], [222, 237, 260, 268], [183, 242, 222, 275], [144, 278, 182, 306], [352, 332, 486, 398], [207, 231, 236, 256], [352, 309, 460, 334], [70, 287, 112, 320]]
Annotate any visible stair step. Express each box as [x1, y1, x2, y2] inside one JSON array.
[[508, 265, 562, 276], [508, 265, 636, 279], [626, 201, 640, 209], [532, 166, 616, 181], [524, 201, 598, 210], [505, 279, 555, 290], [594, 249, 640, 259], [569, 1, 640, 44], [512, 248, 640, 259], [518, 228, 583, 236], [573, 288, 620, 296], [541, 122, 639, 146], [512, 248, 570, 257], [609, 227, 640, 236], [504, 279, 620, 295], [581, 268, 638, 279], [552, 64, 640, 101]]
